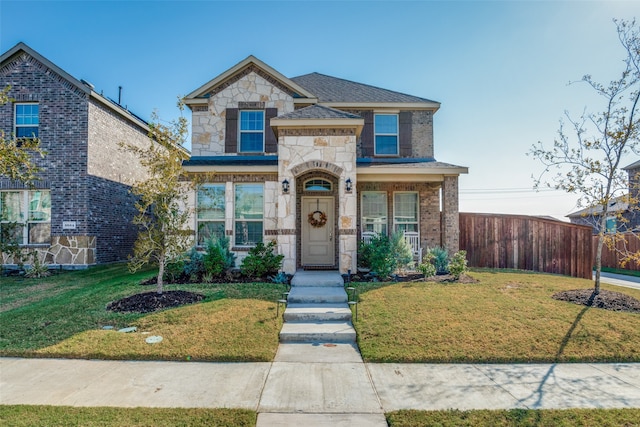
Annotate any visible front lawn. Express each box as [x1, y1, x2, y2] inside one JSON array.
[[353, 270, 640, 363], [0, 264, 284, 361]]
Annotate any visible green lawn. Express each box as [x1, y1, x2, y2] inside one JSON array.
[[2, 265, 639, 364], [353, 270, 640, 363], [0, 264, 284, 361]]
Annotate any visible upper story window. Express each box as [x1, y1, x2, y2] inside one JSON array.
[[15, 103, 39, 138], [239, 110, 264, 152], [374, 114, 398, 156]]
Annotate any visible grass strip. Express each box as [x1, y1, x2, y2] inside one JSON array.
[[386, 408, 640, 426], [0, 405, 255, 427]]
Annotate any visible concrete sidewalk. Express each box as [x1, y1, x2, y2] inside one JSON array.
[[2, 356, 639, 414], [597, 271, 640, 290]]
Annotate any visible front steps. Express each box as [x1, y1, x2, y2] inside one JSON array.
[[279, 271, 356, 344]]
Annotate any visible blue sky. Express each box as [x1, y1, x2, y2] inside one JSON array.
[[1, 0, 638, 219]]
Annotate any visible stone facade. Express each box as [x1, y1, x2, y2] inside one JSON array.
[[191, 71, 295, 156], [1, 45, 151, 268], [183, 56, 467, 275]]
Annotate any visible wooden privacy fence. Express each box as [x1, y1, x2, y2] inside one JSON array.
[[593, 233, 640, 271], [459, 213, 593, 279]]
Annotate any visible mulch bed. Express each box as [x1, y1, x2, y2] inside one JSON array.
[[106, 290, 205, 313], [552, 289, 640, 313]]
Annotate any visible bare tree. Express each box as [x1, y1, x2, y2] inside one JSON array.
[[530, 19, 640, 294]]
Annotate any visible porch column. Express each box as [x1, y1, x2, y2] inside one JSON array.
[[441, 175, 460, 254], [339, 176, 357, 273], [277, 175, 296, 274]]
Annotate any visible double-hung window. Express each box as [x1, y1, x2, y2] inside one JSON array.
[[196, 184, 226, 245], [374, 113, 398, 156], [0, 190, 51, 245], [234, 184, 263, 246], [361, 191, 388, 235], [15, 103, 39, 139], [394, 192, 418, 233], [239, 110, 264, 152]]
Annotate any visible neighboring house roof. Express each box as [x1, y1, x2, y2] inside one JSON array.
[[291, 72, 440, 108], [566, 194, 629, 218], [0, 42, 149, 132], [624, 159, 640, 170]]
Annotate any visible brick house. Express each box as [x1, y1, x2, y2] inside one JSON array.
[[1, 43, 151, 269], [567, 159, 640, 234], [183, 56, 468, 274]]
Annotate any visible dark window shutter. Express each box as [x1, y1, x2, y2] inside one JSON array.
[[225, 108, 238, 153], [399, 111, 412, 157], [361, 111, 374, 157], [264, 108, 278, 153]]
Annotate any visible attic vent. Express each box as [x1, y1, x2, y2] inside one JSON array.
[[80, 79, 95, 90], [238, 101, 265, 109], [193, 105, 209, 112]]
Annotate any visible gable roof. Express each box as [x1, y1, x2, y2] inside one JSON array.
[[183, 55, 317, 105], [291, 72, 440, 110], [0, 42, 149, 131], [624, 159, 640, 170], [566, 194, 630, 218]]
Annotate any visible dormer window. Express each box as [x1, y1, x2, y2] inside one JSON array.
[[374, 114, 398, 156], [239, 110, 264, 152]]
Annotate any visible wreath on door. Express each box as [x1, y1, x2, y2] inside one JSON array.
[[308, 210, 328, 228]]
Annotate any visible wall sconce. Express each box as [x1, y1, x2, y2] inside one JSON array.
[[345, 178, 353, 193], [282, 179, 290, 194]]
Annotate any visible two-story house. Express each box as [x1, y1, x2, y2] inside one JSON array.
[[567, 159, 640, 234], [1, 43, 151, 269], [183, 56, 468, 274]]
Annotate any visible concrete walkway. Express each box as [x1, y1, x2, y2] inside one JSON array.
[[597, 271, 640, 291]]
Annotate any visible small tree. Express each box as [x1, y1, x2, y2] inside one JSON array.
[[122, 102, 192, 294], [1, 85, 46, 265], [530, 19, 640, 294]]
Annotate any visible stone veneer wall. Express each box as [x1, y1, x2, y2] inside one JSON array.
[[191, 71, 295, 156], [356, 182, 441, 251], [277, 129, 358, 274]]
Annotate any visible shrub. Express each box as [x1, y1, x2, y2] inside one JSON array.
[[240, 240, 284, 279], [358, 234, 396, 280], [183, 247, 204, 281], [418, 251, 437, 278], [449, 250, 468, 279], [24, 253, 51, 278], [390, 231, 414, 273], [429, 246, 450, 274], [163, 258, 185, 283], [203, 236, 236, 279]]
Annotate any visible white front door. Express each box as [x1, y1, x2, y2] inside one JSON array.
[[302, 196, 335, 266]]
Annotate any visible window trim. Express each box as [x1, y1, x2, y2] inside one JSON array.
[[374, 113, 399, 156], [14, 103, 39, 139], [196, 184, 226, 246], [238, 110, 265, 153], [361, 191, 388, 236], [233, 183, 264, 247], [393, 191, 419, 234], [1, 190, 51, 246]]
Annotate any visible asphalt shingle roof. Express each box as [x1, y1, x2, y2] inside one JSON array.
[[290, 72, 437, 104], [275, 104, 362, 120]]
